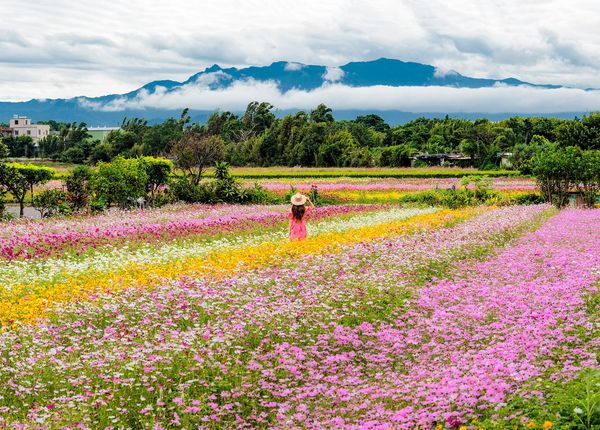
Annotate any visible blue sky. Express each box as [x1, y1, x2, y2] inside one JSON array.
[[2, 0, 600, 112]]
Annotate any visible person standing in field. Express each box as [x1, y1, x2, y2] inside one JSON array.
[[288, 193, 315, 241]]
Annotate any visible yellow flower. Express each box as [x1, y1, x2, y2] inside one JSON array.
[[527, 421, 536, 428], [542, 422, 552, 430], [0, 208, 481, 326], [459, 427, 467, 430]]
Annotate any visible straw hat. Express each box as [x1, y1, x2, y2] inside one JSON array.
[[290, 193, 308, 205]]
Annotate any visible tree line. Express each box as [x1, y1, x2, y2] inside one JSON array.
[[3, 103, 600, 169]]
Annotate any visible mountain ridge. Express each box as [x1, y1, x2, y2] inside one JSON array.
[[0, 58, 573, 125]]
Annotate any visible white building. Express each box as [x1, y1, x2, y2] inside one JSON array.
[[8, 115, 50, 141]]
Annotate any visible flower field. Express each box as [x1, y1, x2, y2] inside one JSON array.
[[247, 177, 538, 203], [1, 203, 599, 428]]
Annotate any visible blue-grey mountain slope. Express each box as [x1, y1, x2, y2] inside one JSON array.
[[0, 58, 572, 126]]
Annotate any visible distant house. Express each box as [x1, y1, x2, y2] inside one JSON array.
[[498, 152, 513, 168], [8, 116, 50, 141], [412, 153, 472, 167], [88, 126, 120, 141]]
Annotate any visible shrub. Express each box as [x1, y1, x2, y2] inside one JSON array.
[[89, 197, 107, 214], [33, 189, 71, 218], [171, 163, 276, 204], [533, 146, 600, 208], [140, 156, 172, 204], [0, 163, 55, 217], [512, 192, 545, 205], [65, 165, 93, 212], [170, 177, 215, 203], [91, 157, 148, 208]]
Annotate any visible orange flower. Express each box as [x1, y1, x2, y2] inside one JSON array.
[[542, 422, 553, 430]]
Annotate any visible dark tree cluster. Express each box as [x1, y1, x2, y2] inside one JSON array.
[[3, 103, 600, 171]]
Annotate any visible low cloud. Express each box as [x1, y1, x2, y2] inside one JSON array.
[[433, 67, 459, 78], [284, 62, 304, 71], [80, 78, 600, 114], [323, 67, 345, 82]]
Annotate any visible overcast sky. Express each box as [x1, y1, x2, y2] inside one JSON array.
[[2, 0, 600, 112]]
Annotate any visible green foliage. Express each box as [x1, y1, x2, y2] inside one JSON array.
[[21, 107, 600, 172], [532, 146, 600, 208], [0, 141, 8, 159], [139, 156, 172, 203], [512, 135, 555, 175], [32, 189, 71, 218], [310, 104, 334, 123], [379, 144, 417, 167], [481, 369, 600, 430], [1, 135, 36, 157], [89, 142, 114, 164], [0, 163, 54, 217], [242, 101, 275, 137], [317, 130, 356, 167], [89, 196, 107, 214], [91, 157, 148, 208], [578, 150, 600, 207], [65, 165, 93, 212], [172, 132, 225, 185], [396, 176, 534, 208], [38, 122, 91, 161], [171, 162, 275, 204]]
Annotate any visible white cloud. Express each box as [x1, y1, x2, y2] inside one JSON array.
[[1, 0, 600, 104], [81, 79, 600, 114], [284, 62, 304, 71], [433, 67, 458, 78], [190, 71, 231, 87], [323, 67, 345, 82]]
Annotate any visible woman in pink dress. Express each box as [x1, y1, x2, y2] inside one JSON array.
[[288, 193, 315, 241]]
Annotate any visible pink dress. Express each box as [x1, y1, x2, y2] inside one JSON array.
[[288, 207, 312, 240]]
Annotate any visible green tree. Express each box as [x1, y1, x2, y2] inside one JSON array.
[[121, 117, 148, 136], [140, 156, 172, 203], [91, 157, 148, 208], [581, 112, 600, 149], [424, 135, 448, 154], [142, 119, 184, 156], [532, 146, 581, 207], [2, 135, 35, 157], [0, 140, 8, 159], [318, 130, 355, 166], [354, 114, 390, 133], [171, 132, 225, 185], [206, 111, 243, 142], [65, 165, 93, 212], [310, 104, 334, 123], [577, 150, 600, 207], [106, 130, 139, 156], [33, 189, 70, 218], [242, 101, 275, 137], [379, 144, 417, 167], [89, 142, 114, 164], [511, 135, 555, 175], [556, 119, 586, 148], [0, 163, 54, 217]]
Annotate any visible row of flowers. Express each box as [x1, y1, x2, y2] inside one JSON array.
[[0, 205, 568, 428], [248, 177, 537, 192], [0, 207, 450, 326], [0, 204, 388, 261]]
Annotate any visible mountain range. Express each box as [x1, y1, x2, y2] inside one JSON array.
[[0, 58, 579, 126]]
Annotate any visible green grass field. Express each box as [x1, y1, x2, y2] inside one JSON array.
[[222, 166, 520, 178], [4, 160, 522, 179]]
